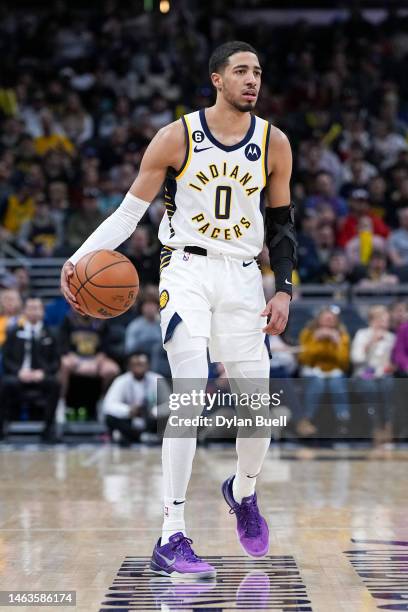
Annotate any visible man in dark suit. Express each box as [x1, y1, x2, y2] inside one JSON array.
[[1, 297, 60, 442]]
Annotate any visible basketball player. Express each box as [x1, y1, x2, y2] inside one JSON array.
[[61, 41, 297, 579]]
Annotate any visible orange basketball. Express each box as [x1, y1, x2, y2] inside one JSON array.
[[68, 250, 139, 319]]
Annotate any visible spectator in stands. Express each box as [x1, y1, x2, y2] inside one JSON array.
[[17, 198, 62, 257], [97, 176, 122, 217], [340, 159, 371, 199], [48, 181, 70, 217], [304, 171, 348, 217], [103, 352, 168, 446], [392, 318, 408, 377], [0, 176, 36, 244], [351, 305, 395, 445], [297, 307, 350, 436], [387, 207, 408, 272], [0, 297, 60, 442], [371, 119, 408, 170], [298, 139, 343, 189], [268, 335, 298, 378], [389, 300, 408, 333], [59, 309, 120, 400], [337, 189, 390, 248], [12, 266, 31, 301], [125, 296, 162, 364], [0, 158, 13, 202], [368, 175, 388, 221], [61, 92, 93, 146], [345, 216, 387, 267], [0, 288, 23, 346], [33, 109, 75, 157], [354, 251, 398, 288], [341, 143, 378, 195], [66, 189, 105, 251], [296, 210, 320, 283], [319, 250, 351, 285], [42, 149, 73, 185], [389, 176, 408, 227], [314, 223, 336, 270], [0, 266, 17, 290]]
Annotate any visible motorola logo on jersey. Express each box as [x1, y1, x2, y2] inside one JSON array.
[[192, 130, 205, 143], [245, 143, 261, 161]]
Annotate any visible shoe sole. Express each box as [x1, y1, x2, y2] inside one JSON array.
[[150, 562, 216, 580], [222, 479, 270, 559]]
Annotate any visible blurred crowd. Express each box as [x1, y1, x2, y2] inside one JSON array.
[[0, 4, 407, 288], [0, 289, 408, 446], [1, 3, 408, 444]]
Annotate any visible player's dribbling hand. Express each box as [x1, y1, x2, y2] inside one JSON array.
[[261, 292, 290, 335], [60, 261, 86, 315]]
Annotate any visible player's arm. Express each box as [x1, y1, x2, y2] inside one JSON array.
[[60, 121, 186, 312], [261, 128, 297, 335]]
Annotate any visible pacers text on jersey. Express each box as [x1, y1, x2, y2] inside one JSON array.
[[192, 213, 251, 240]]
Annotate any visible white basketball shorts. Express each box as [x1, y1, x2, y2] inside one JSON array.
[[159, 248, 270, 363]]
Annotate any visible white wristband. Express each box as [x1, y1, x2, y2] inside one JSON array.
[[69, 192, 150, 265]]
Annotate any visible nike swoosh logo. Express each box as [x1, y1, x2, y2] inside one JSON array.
[[156, 550, 176, 566], [194, 145, 213, 153], [285, 279, 292, 285], [243, 260, 254, 267], [173, 500, 185, 505]]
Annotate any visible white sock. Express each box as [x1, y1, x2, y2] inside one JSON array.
[[161, 497, 186, 545], [233, 464, 260, 503]]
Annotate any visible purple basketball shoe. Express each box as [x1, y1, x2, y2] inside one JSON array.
[[222, 475, 269, 557], [150, 532, 216, 579]]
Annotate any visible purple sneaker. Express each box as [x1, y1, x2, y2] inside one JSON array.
[[222, 475, 269, 558], [150, 532, 216, 579]]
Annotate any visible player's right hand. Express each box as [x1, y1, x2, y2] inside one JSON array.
[[60, 260, 86, 315]]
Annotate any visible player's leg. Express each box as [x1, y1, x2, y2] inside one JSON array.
[[210, 258, 272, 556], [152, 250, 216, 578], [151, 320, 216, 579], [221, 343, 271, 557], [224, 343, 272, 502], [161, 321, 209, 543]]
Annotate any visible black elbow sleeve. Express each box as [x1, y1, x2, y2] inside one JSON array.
[[265, 203, 298, 297]]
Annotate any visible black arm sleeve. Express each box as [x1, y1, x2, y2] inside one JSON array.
[[265, 203, 297, 298]]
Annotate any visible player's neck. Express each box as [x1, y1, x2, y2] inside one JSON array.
[[206, 100, 252, 133]]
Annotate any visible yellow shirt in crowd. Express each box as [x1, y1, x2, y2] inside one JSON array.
[[299, 327, 350, 372], [2, 195, 35, 234]]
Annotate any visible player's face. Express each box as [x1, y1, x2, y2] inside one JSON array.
[[213, 52, 262, 112]]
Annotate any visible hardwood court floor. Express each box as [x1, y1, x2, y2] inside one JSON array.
[[0, 444, 407, 611]]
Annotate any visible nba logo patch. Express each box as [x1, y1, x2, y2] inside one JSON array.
[[183, 252, 190, 261], [164, 506, 169, 517], [245, 143, 261, 161]]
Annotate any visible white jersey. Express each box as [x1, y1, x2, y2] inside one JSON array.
[[158, 109, 271, 258]]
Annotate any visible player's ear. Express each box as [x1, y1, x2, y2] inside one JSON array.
[[211, 72, 222, 91]]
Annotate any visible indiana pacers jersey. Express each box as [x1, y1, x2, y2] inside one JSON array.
[[158, 109, 271, 258]]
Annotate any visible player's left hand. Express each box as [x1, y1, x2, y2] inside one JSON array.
[[261, 292, 291, 335]]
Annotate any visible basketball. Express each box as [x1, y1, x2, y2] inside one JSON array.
[[68, 250, 139, 318]]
